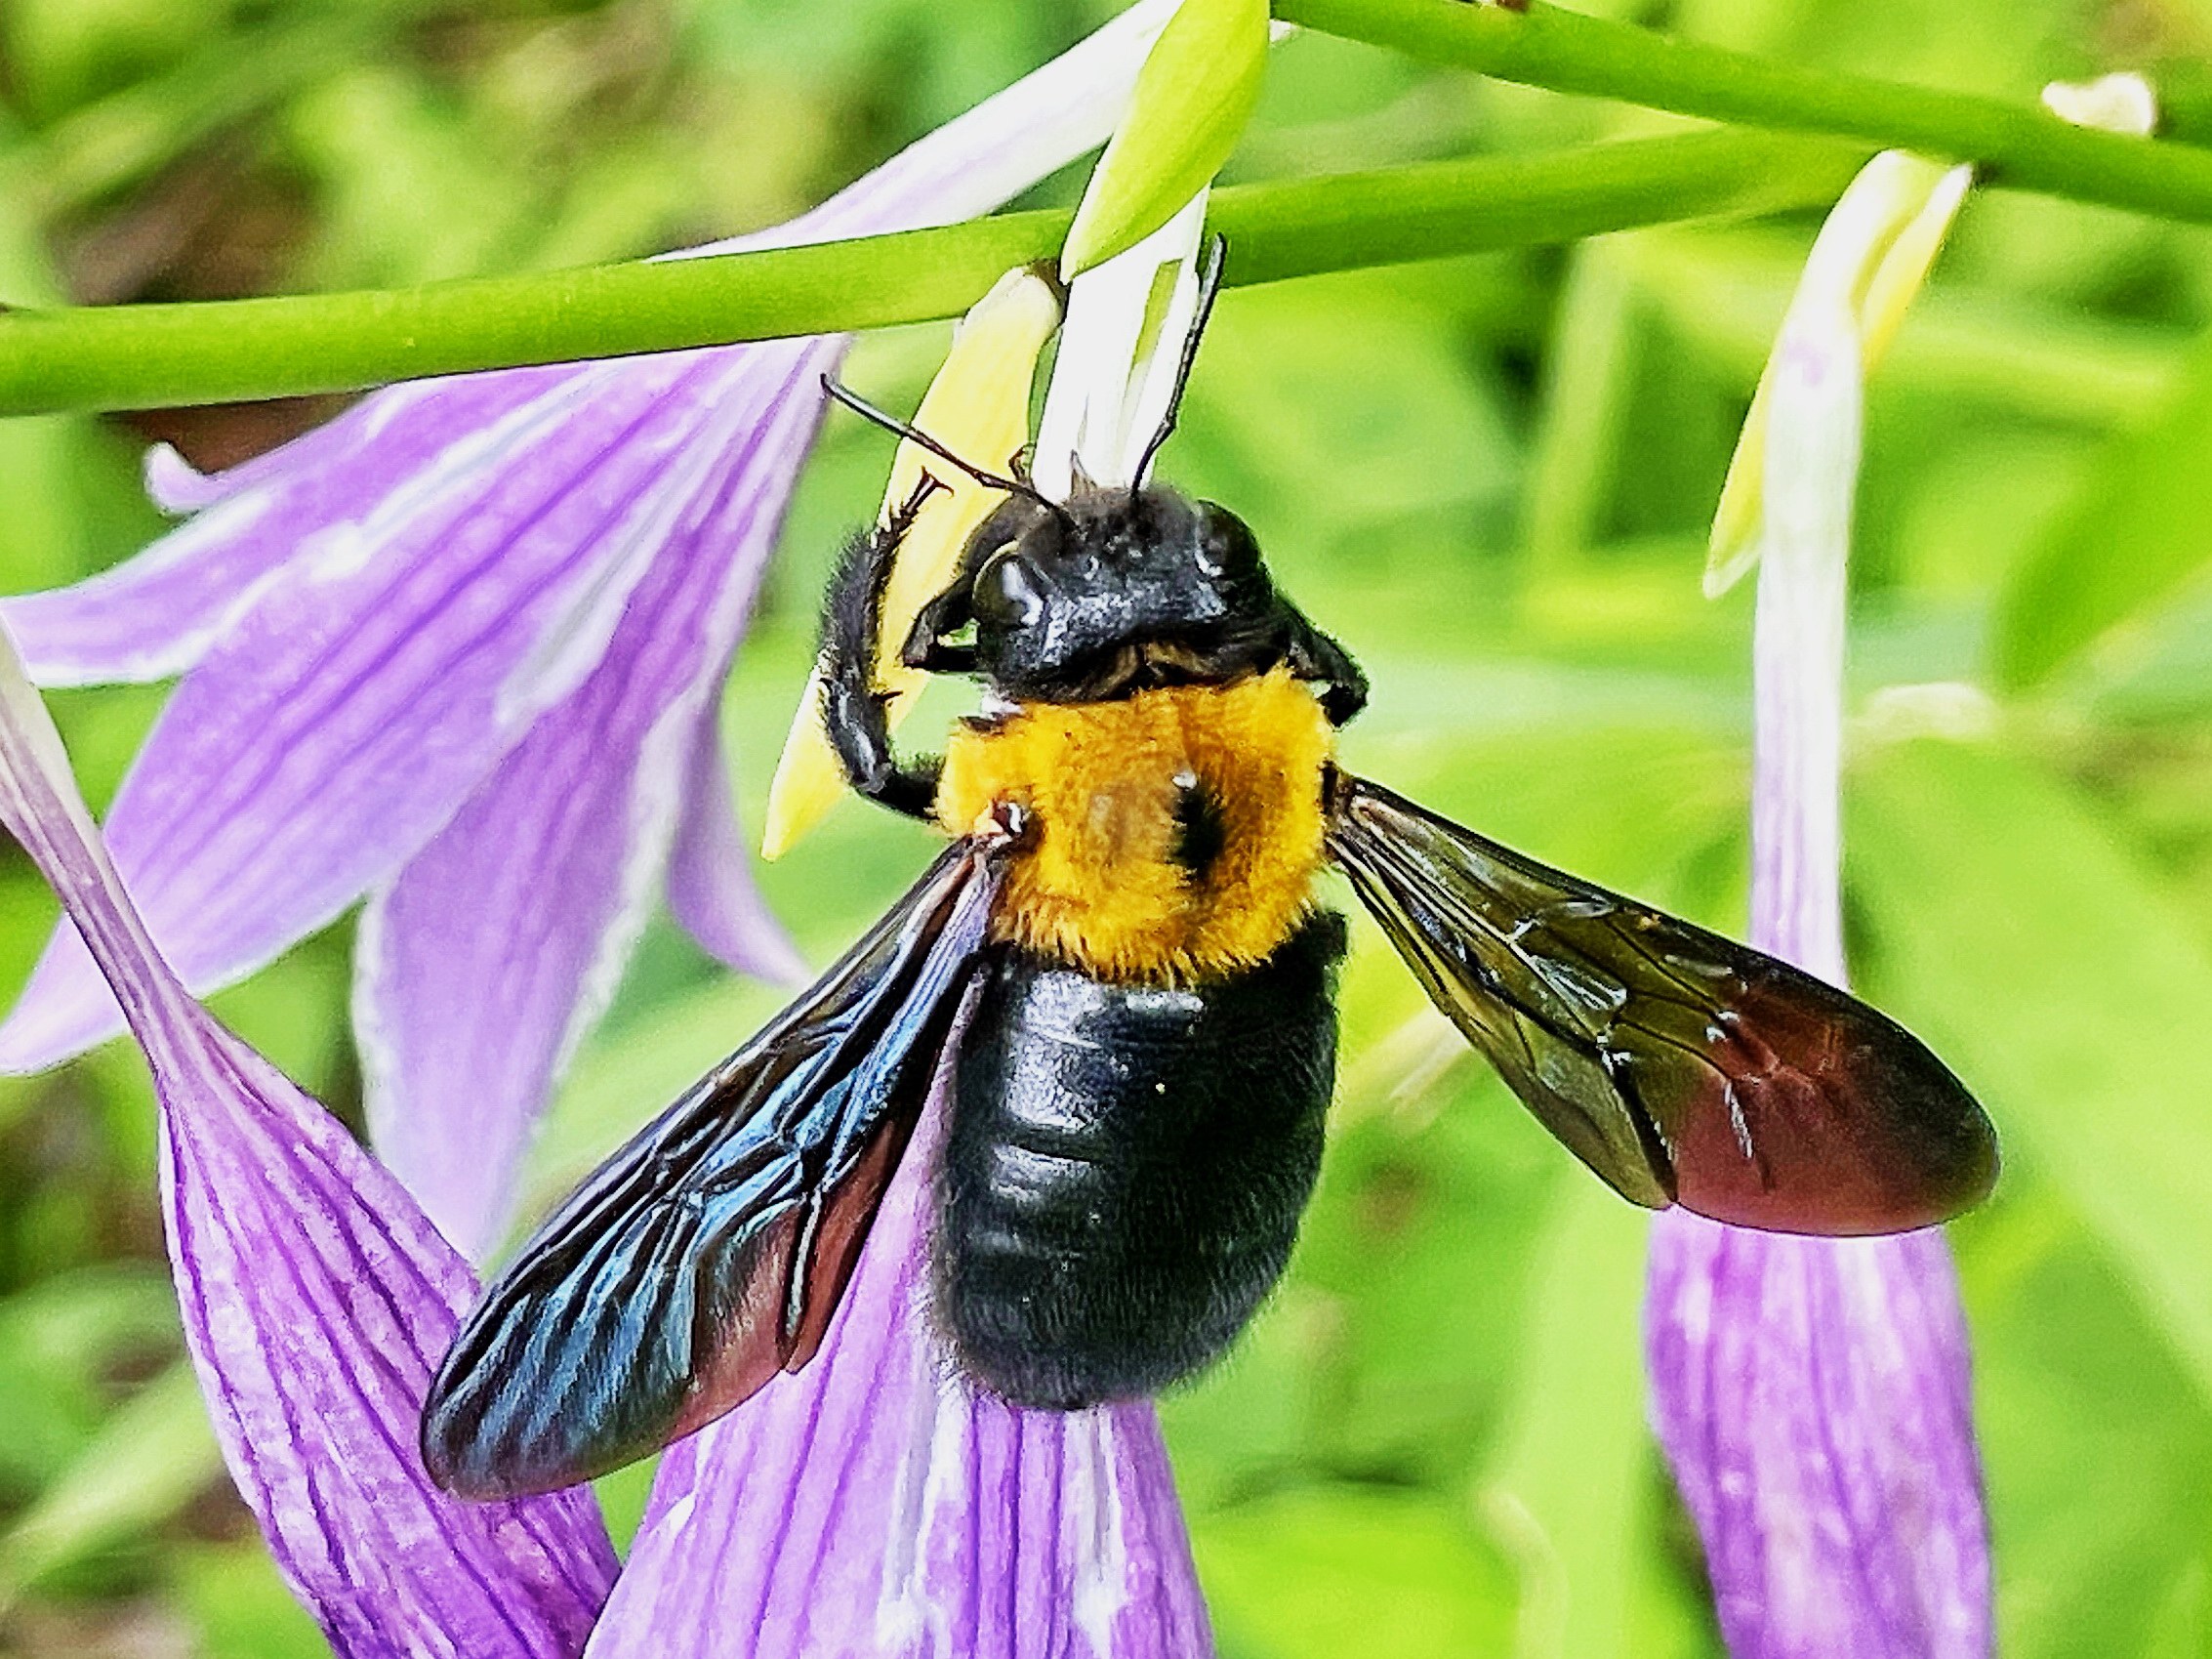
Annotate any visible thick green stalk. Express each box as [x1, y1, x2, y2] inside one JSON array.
[[0, 129, 1865, 416], [1277, 0, 2212, 224]]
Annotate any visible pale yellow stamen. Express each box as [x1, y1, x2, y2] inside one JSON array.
[[1707, 153, 1972, 597]]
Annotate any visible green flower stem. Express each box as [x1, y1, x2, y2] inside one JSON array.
[[1277, 0, 2212, 225], [0, 129, 1866, 417]]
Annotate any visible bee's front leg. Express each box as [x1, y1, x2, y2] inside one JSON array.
[[1280, 605, 1369, 727], [820, 480, 945, 820]]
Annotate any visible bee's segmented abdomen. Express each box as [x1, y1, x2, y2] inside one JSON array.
[[935, 913, 1345, 1409]]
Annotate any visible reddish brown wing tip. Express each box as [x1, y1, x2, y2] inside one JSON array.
[[784, 1113, 916, 1373], [1657, 975, 1998, 1236], [668, 1208, 810, 1443]]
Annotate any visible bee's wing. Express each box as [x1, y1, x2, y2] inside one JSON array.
[[421, 845, 1000, 1499], [1326, 773, 1996, 1235]]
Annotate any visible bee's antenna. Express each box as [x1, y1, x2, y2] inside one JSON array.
[[1133, 233, 1227, 488], [822, 378, 1072, 528]]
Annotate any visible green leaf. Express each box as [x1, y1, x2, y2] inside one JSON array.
[[1851, 738, 2212, 1402], [1282, 1057, 1562, 1485], [1479, 1177, 1655, 1659], [0, 1361, 221, 1608], [172, 1540, 329, 1659], [0, 1267, 178, 1498], [1170, 270, 1519, 544], [1060, 0, 1268, 277], [1990, 323, 2212, 692], [1194, 1484, 1515, 1659], [1519, 243, 1640, 576], [1952, 1186, 2212, 1659]]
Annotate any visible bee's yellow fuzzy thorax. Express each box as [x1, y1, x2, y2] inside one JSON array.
[[934, 667, 1333, 984]]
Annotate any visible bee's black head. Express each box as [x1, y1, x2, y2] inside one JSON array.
[[842, 239, 1361, 717], [918, 480, 1294, 704]]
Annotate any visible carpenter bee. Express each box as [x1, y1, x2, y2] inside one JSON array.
[[421, 258, 1998, 1502]]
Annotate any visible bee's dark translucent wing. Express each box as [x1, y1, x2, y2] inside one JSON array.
[[1326, 774, 1995, 1235], [421, 845, 1000, 1500]]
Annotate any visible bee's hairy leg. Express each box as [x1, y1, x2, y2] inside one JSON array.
[[820, 477, 946, 820], [1281, 606, 1369, 726]]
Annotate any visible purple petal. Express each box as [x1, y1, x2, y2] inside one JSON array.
[[140, 366, 586, 516], [10, 0, 1178, 691], [0, 629, 617, 1658], [0, 486, 290, 687], [2, 367, 585, 687], [144, 440, 237, 513], [354, 340, 836, 1259], [1645, 1216, 1988, 1658], [1646, 234, 1990, 1654], [36, 0, 1176, 686], [590, 1049, 1211, 1659], [1745, 306, 1857, 985], [0, 351, 749, 1072], [667, 696, 806, 988], [166, 1020, 619, 1658]]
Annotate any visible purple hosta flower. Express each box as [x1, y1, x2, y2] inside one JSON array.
[[8, 574, 1193, 1658], [0, 622, 620, 1655], [1646, 155, 1991, 1659], [0, 0, 1181, 1264]]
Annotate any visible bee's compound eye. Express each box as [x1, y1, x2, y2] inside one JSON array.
[[973, 550, 1045, 628], [1195, 506, 1263, 579]]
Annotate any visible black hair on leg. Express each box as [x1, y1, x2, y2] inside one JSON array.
[[818, 477, 946, 819]]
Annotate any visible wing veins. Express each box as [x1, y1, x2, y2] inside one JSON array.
[[422, 845, 1001, 1498]]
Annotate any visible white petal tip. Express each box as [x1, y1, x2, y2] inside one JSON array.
[[142, 443, 221, 515], [2042, 73, 2158, 136], [1703, 540, 1759, 599]]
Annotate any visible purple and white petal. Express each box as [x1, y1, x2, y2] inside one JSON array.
[[3, 367, 588, 687], [1645, 211, 1991, 1657], [667, 696, 806, 988], [0, 626, 618, 1659], [1647, 1218, 1986, 1659], [6, 0, 1179, 688], [28, 0, 1174, 685], [1744, 306, 1856, 990], [0, 350, 749, 1073], [0, 487, 292, 687], [354, 339, 837, 1259], [166, 1020, 619, 1659], [589, 1050, 1212, 1659]]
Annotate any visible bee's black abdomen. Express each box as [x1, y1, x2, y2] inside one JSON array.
[[939, 912, 1344, 1408]]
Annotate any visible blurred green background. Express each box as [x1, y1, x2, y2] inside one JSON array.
[[3, 0, 2212, 1653]]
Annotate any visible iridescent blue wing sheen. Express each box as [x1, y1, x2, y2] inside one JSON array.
[[421, 845, 1000, 1499], [1327, 773, 1996, 1235]]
